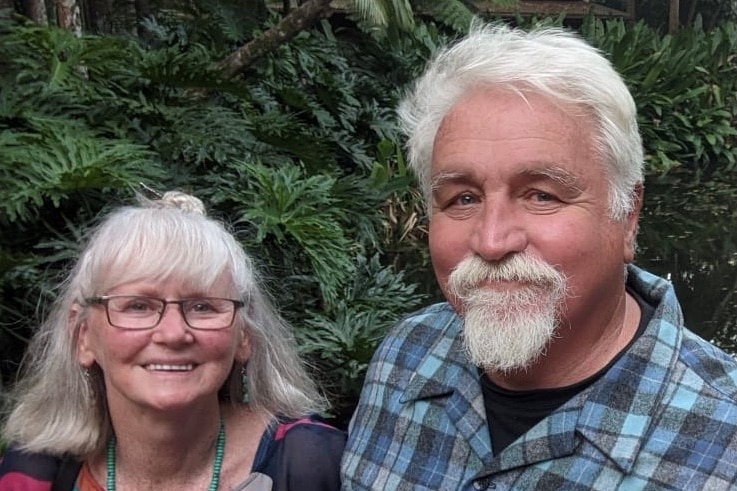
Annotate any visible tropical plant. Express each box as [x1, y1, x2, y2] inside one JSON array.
[[3, 2, 737, 429], [0, 9, 440, 422]]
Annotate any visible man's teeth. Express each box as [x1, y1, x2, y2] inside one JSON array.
[[145, 364, 194, 371]]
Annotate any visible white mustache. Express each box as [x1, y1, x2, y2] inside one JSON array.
[[447, 253, 566, 301]]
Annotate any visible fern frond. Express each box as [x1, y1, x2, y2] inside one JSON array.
[[0, 119, 162, 223], [207, 160, 355, 308], [414, 0, 476, 32]]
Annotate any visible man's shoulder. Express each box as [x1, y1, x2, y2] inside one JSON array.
[[677, 327, 737, 400], [388, 301, 459, 336], [374, 302, 461, 359], [629, 264, 737, 399], [372, 303, 462, 373]]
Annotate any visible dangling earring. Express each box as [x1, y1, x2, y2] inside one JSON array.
[[240, 363, 250, 403], [82, 366, 97, 402]]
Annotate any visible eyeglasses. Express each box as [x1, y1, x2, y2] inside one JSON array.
[[85, 295, 245, 330]]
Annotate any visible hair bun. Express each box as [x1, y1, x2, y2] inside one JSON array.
[[158, 191, 207, 215]]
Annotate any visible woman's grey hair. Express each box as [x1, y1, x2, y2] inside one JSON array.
[[399, 22, 644, 220], [2, 191, 327, 457]]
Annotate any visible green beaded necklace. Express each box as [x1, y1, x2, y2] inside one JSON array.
[[106, 417, 225, 491]]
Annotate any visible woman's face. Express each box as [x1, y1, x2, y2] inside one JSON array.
[[77, 274, 250, 416]]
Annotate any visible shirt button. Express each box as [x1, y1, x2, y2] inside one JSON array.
[[473, 479, 494, 489]]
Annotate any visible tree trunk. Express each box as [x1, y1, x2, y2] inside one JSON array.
[[22, 0, 49, 25], [135, 0, 151, 19], [217, 0, 332, 79], [56, 0, 83, 36], [122, 0, 138, 36], [668, 0, 679, 33]]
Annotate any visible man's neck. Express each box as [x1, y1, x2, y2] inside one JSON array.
[[485, 292, 642, 391]]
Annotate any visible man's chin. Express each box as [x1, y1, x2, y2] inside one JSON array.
[[467, 348, 546, 374], [462, 307, 557, 374], [476, 353, 544, 374]]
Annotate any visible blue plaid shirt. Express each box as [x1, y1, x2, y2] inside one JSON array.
[[341, 265, 737, 490]]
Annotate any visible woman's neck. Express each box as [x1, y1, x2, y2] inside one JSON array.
[[89, 404, 270, 491], [97, 404, 222, 490]]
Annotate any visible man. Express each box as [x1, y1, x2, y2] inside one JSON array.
[[341, 23, 737, 490]]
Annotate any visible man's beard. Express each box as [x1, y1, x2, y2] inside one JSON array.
[[447, 254, 568, 373]]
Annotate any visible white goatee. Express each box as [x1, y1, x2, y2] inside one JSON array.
[[447, 253, 568, 373]]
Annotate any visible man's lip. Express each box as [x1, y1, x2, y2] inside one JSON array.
[[477, 279, 533, 289]]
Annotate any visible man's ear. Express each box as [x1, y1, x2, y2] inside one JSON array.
[[72, 304, 97, 368], [624, 184, 643, 263]]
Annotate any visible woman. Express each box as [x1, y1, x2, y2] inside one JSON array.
[[0, 191, 345, 490]]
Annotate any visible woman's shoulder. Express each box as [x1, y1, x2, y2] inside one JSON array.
[[273, 415, 346, 443], [252, 415, 345, 491], [0, 445, 78, 491]]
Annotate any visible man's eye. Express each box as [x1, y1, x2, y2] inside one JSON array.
[[446, 193, 478, 208], [457, 194, 476, 205], [533, 192, 555, 202]]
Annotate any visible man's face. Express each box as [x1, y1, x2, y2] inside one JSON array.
[[428, 86, 639, 372]]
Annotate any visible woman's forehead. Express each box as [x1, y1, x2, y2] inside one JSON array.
[[95, 265, 232, 294]]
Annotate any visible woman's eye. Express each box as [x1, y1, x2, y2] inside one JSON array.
[[192, 303, 213, 312], [121, 299, 156, 313], [189, 300, 217, 313]]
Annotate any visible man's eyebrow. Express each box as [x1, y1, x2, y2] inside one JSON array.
[[430, 166, 582, 191], [520, 166, 583, 192], [430, 171, 469, 193]]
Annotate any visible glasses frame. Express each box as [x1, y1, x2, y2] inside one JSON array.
[[85, 295, 245, 331]]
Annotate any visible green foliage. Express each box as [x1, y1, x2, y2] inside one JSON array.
[[582, 17, 737, 178], [207, 161, 356, 308], [0, 10, 436, 421], [0, 120, 160, 222], [353, 0, 416, 31], [3, 1, 737, 424], [297, 253, 426, 423]]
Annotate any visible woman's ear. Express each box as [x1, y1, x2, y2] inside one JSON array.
[[235, 327, 252, 364], [72, 304, 97, 368]]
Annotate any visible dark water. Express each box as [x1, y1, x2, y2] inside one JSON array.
[[637, 179, 737, 354], [637, 252, 737, 354]]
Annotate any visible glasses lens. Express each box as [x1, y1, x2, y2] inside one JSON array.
[[182, 298, 237, 329], [107, 296, 164, 329]]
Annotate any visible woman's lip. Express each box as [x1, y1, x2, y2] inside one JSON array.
[[143, 363, 195, 371]]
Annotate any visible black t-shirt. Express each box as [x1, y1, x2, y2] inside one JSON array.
[[481, 288, 655, 454]]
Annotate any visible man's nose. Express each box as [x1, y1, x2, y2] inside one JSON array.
[[469, 199, 527, 262]]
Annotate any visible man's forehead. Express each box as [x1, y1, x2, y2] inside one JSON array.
[[431, 164, 583, 187]]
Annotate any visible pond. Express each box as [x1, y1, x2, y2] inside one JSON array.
[[637, 176, 737, 355]]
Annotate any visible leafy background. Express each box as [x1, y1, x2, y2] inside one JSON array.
[[2, 0, 737, 431]]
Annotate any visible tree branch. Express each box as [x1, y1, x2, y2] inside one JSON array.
[[217, 0, 333, 79]]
